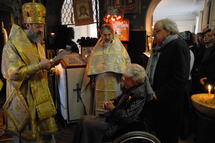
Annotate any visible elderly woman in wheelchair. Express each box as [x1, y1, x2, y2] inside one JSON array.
[[76, 64, 160, 143]]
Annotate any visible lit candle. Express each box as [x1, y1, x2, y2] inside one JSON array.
[[208, 84, 212, 97], [213, 86, 215, 99]]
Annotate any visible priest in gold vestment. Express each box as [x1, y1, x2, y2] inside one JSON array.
[[1, 1, 57, 143], [87, 24, 131, 115]]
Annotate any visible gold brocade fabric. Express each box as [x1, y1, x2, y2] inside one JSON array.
[[95, 73, 121, 114], [22, 2, 46, 24], [1, 24, 57, 140], [0, 79, 3, 91], [87, 36, 131, 76]]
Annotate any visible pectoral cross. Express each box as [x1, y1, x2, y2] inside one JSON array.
[[73, 83, 81, 102]]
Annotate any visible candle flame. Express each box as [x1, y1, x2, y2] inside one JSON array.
[[208, 84, 212, 97], [208, 84, 212, 91]]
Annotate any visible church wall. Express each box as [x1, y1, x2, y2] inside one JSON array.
[[209, 0, 215, 29], [202, 0, 211, 30], [200, 0, 215, 30], [43, 0, 64, 48], [0, 0, 22, 32]]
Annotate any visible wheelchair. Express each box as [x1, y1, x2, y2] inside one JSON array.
[[103, 121, 161, 143], [112, 131, 161, 143]]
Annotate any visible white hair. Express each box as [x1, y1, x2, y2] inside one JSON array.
[[156, 18, 179, 34], [124, 64, 146, 84]]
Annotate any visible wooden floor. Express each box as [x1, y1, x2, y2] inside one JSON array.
[[54, 120, 195, 143], [0, 126, 195, 143], [55, 123, 77, 143], [0, 117, 78, 143], [0, 116, 196, 143], [0, 133, 14, 142]]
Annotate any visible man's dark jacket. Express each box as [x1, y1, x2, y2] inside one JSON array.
[[153, 38, 190, 107], [197, 44, 215, 85], [151, 38, 190, 143]]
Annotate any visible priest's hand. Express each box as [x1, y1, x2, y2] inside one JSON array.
[[91, 81, 95, 88], [97, 38, 105, 47], [90, 76, 96, 88]]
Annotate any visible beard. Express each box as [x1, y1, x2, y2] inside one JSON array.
[[27, 29, 43, 43], [103, 39, 113, 48], [103, 41, 111, 48]]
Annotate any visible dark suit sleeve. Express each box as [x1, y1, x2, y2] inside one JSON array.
[[198, 48, 215, 85]]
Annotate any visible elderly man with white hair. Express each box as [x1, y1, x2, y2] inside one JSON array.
[[146, 18, 190, 143], [75, 64, 155, 143]]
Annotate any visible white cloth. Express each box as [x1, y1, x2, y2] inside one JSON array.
[[189, 50, 194, 80]]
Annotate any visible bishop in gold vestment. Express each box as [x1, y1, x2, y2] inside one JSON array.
[[1, 1, 57, 143]]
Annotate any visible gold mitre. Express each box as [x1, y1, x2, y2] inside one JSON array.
[[22, 0, 46, 24]]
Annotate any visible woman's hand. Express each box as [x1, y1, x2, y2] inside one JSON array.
[[104, 101, 115, 111]]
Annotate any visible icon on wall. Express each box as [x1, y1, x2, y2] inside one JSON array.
[[73, 0, 94, 26]]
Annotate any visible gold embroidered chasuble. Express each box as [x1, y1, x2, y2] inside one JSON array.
[[87, 36, 131, 114], [88, 36, 131, 76], [0, 79, 3, 91], [1, 24, 57, 140]]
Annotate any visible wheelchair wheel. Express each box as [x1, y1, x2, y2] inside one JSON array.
[[112, 131, 161, 143]]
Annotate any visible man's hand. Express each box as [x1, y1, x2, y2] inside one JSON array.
[[39, 59, 54, 70], [200, 77, 207, 85], [53, 50, 71, 64], [97, 38, 105, 47]]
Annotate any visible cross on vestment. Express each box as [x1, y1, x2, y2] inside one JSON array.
[[73, 83, 81, 102]]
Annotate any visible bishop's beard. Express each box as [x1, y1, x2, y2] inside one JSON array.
[[27, 29, 43, 43]]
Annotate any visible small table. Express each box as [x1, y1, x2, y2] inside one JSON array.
[[191, 93, 215, 143]]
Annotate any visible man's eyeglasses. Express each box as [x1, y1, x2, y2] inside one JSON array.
[[153, 29, 162, 36]]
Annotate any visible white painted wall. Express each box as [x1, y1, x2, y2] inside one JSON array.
[[176, 20, 196, 32], [153, 0, 205, 33]]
